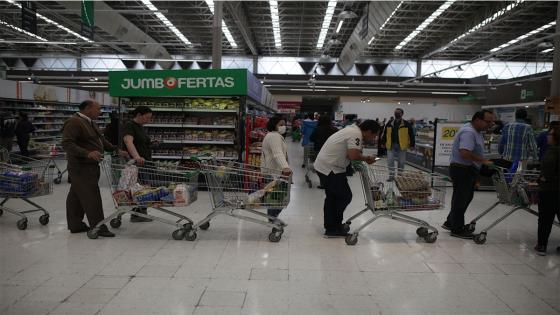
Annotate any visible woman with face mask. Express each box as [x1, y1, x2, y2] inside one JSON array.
[[261, 115, 292, 220]]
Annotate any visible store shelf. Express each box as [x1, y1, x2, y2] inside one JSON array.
[[145, 123, 184, 128], [34, 129, 61, 133], [151, 155, 237, 160], [161, 140, 235, 145], [184, 108, 238, 113], [33, 136, 58, 140], [146, 123, 235, 129], [149, 107, 184, 112], [151, 155, 183, 160]]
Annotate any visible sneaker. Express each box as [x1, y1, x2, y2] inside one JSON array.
[[323, 230, 350, 238], [450, 228, 473, 239], [441, 221, 451, 231], [534, 245, 547, 256], [340, 224, 350, 233]]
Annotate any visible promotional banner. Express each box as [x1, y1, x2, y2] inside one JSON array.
[[434, 121, 463, 167], [108, 69, 248, 97]]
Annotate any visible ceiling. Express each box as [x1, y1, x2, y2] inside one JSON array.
[[0, 0, 557, 62]]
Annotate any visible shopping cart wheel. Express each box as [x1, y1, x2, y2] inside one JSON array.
[[110, 218, 122, 229], [54, 177, 62, 185], [87, 230, 99, 239], [268, 230, 282, 242], [342, 223, 351, 233], [423, 232, 437, 243], [345, 234, 358, 246], [39, 214, 49, 225], [16, 218, 28, 230], [172, 229, 186, 240], [416, 227, 429, 238], [466, 223, 476, 233], [473, 233, 487, 245], [185, 231, 197, 241], [199, 222, 210, 230]]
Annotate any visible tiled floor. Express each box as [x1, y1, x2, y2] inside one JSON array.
[[1, 142, 560, 315]]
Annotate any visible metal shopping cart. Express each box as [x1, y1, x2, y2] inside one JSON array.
[[344, 163, 448, 245], [195, 160, 291, 242], [303, 144, 316, 188], [89, 156, 200, 240], [0, 148, 54, 230], [468, 166, 551, 244], [34, 144, 67, 184]]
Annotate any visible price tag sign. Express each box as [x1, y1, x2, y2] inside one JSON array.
[[441, 127, 459, 140], [434, 122, 463, 167]]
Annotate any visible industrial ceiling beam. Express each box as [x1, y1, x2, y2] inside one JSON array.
[[223, 1, 257, 55]]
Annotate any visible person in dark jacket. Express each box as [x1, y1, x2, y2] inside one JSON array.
[[311, 115, 338, 189], [0, 111, 17, 152], [15, 112, 35, 156], [534, 124, 560, 256], [536, 121, 559, 162], [381, 108, 415, 179]]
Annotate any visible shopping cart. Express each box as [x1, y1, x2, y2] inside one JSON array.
[[468, 166, 552, 244], [89, 156, 200, 240], [303, 144, 316, 188], [0, 148, 54, 230], [34, 144, 67, 184], [194, 160, 291, 242], [344, 163, 447, 245]]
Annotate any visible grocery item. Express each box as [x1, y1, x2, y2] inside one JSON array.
[[112, 190, 132, 205], [117, 164, 138, 190], [173, 184, 187, 206]]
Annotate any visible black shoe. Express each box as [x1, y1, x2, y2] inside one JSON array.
[[340, 224, 350, 233], [441, 221, 451, 231], [130, 208, 153, 222], [450, 228, 473, 239], [97, 225, 115, 237], [323, 229, 350, 238], [317, 185, 325, 189], [70, 222, 90, 233], [534, 245, 547, 256]]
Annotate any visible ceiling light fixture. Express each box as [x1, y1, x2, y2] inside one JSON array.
[[395, 0, 455, 50], [431, 91, 468, 95], [269, 0, 282, 48], [205, 0, 238, 48], [335, 20, 344, 33], [436, 0, 525, 54], [339, 10, 358, 20], [316, 0, 337, 49], [0, 19, 47, 41], [314, 86, 349, 89], [360, 90, 398, 93], [540, 48, 554, 54], [140, 0, 191, 45], [489, 21, 556, 53], [290, 88, 327, 92], [368, 1, 403, 46]]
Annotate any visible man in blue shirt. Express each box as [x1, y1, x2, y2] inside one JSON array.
[[499, 108, 538, 166], [443, 110, 495, 239]]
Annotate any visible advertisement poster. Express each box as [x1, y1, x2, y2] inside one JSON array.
[[334, 111, 344, 121], [434, 122, 463, 167]]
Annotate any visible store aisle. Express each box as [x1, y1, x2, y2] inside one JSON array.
[[1, 141, 560, 315]]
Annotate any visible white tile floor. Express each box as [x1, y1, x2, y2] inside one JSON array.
[[1, 141, 560, 315]]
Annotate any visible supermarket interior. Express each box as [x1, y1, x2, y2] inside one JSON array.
[[1, 0, 560, 314]]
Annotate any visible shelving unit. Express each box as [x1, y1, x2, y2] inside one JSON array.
[[109, 69, 276, 162], [0, 98, 116, 147]]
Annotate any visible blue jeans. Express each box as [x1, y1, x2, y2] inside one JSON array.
[[387, 143, 406, 176]]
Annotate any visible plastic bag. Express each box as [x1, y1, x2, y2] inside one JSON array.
[[117, 164, 138, 190]]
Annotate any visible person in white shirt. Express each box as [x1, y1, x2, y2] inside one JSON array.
[[314, 120, 380, 237], [261, 115, 292, 220]]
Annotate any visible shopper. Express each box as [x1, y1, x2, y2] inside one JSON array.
[[15, 112, 35, 156], [314, 120, 379, 238], [442, 110, 495, 239], [311, 115, 338, 189], [499, 108, 538, 167], [103, 112, 121, 146], [0, 111, 17, 152], [534, 124, 560, 256], [123, 106, 154, 222], [536, 121, 559, 162], [381, 108, 415, 179], [261, 115, 292, 220], [301, 113, 318, 168], [61, 100, 128, 236]]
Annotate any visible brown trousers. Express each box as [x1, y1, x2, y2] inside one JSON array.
[[66, 163, 105, 230]]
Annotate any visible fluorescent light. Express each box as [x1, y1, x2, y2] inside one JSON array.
[[369, 1, 403, 46], [315, 86, 350, 89], [141, 0, 191, 45], [316, 0, 337, 49], [541, 48, 554, 54], [431, 91, 468, 95], [0, 19, 47, 41], [77, 81, 107, 84], [5, 0, 92, 42], [438, 0, 525, 53], [269, 0, 282, 48], [290, 89, 327, 92], [335, 20, 344, 33], [489, 21, 556, 53], [361, 90, 398, 93], [81, 85, 108, 88], [395, 0, 455, 50], [205, 0, 238, 48]]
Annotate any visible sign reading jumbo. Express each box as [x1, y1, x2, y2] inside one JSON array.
[[109, 69, 248, 97]]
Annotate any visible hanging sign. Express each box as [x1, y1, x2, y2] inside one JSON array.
[[81, 0, 95, 40], [434, 121, 463, 167], [109, 69, 248, 97], [21, 2, 37, 34]]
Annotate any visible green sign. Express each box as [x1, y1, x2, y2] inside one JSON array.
[[108, 69, 248, 97], [81, 0, 94, 27], [458, 95, 475, 102], [520, 89, 535, 100]]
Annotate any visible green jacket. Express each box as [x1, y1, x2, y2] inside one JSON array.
[[539, 145, 559, 192]]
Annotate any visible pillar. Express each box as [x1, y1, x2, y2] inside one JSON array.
[[212, 1, 223, 69]]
